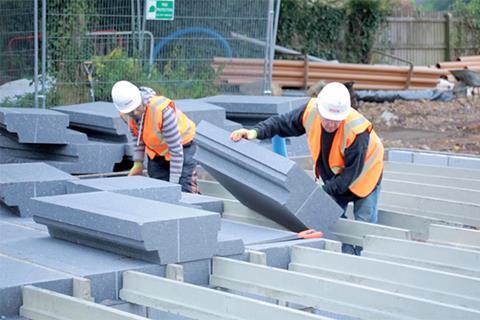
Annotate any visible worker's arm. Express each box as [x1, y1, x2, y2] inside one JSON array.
[[322, 131, 369, 196], [253, 106, 306, 139], [162, 105, 183, 184], [129, 140, 146, 175]]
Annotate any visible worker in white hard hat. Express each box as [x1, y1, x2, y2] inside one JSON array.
[[231, 82, 383, 254], [111, 80, 199, 193]]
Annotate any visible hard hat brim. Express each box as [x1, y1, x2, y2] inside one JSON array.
[[317, 103, 351, 121], [113, 94, 142, 114]]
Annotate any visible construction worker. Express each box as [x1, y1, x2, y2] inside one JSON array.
[[231, 82, 383, 254], [111, 80, 199, 193]]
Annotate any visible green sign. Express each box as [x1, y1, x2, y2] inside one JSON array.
[[146, 0, 174, 21]]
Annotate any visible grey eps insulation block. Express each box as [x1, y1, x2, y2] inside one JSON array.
[[32, 191, 221, 264], [0, 234, 164, 305], [0, 132, 125, 174], [0, 206, 48, 232], [222, 119, 242, 131], [219, 219, 295, 246], [53, 102, 130, 141], [0, 162, 76, 217], [175, 99, 226, 126], [201, 95, 310, 126], [201, 95, 310, 116], [194, 121, 343, 233], [0, 255, 72, 317], [215, 219, 246, 256], [0, 222, 47, 243], [0, 107, 69, 144], [180, 193, 224, 213], [66, 176, 181, 203]]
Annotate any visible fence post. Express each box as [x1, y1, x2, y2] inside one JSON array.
[[444, 12, 453, 61]]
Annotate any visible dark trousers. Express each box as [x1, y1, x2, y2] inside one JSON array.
[[147, 141, 199, 193]]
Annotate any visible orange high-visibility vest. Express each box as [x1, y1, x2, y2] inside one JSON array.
[[122, 96, 196, 161], [302, 98, 384, 197]]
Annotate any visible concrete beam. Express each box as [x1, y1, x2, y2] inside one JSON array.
[[290, 246, 480, 310], [20, 286, 148, 320], [120, 270, 330, 320], [362, 235, 480, 278], [194, 121, 343, 233], [330, 218, 411, 246], [381, 179, 480, 205], [428, 224, 480, 250], [384, 161, 480, 180], [211, 257, 480, 320], [379, 191, 480, 227], [377, 208, 445, 241], [383, 171, 480, 190], [32, 191, 220, 264]]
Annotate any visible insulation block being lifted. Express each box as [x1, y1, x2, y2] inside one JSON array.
[[0, 107, 70, 144], [32, 191, 221, 264], [194, 121, 343, 233], [0, 162, 76, 217]]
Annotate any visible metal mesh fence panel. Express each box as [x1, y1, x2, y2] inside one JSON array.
[[1, 0, 272, 107], [0, 0, 35, 104]]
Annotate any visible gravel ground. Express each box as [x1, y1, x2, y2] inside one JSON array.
[[358, 97, 480, 155]]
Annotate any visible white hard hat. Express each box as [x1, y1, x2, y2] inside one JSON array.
[[316, 82, 351, 121], [111, 80, 141, 113]]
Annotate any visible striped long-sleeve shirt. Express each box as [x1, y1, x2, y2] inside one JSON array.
[[132, 87, 183, 184]]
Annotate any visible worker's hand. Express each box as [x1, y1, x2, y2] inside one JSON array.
[[230, 128, 257, 142], [128, 161, 143, 176]]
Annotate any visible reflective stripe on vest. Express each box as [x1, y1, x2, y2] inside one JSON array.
[[350, 136, 382, 187], [143, 96, 196, 160]]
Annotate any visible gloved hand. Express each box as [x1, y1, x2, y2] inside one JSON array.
[[128, 161, 143, 176], [230, 128, 257, 142]]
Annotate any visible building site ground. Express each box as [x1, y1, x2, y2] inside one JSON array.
[[359, 98, 480, 155]]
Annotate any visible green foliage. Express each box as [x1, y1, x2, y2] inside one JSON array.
[[418, 0, 453, 12], [453, 0, 480, 54], [345, 0, 391, 63], [277, 0, 345, 60], [90, 48, 218, 101], [47, 0, 95, 82], [0, 1, 36, 83], [277, 0, 389, 63], [0, 93, 35, 108], [90, 48, 154, 101]]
